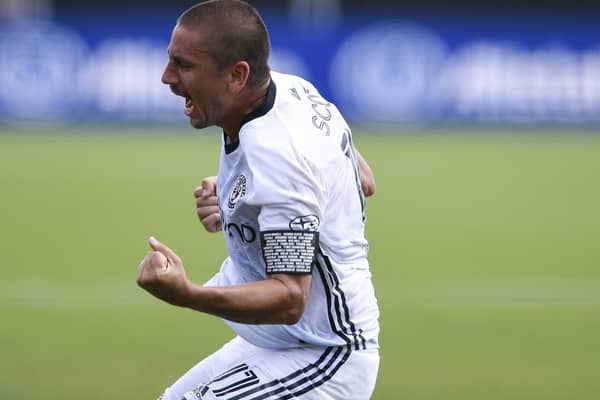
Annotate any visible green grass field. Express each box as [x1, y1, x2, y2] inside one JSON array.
[[1, 126, 599, 399]]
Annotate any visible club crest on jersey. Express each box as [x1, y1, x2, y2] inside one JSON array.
[[227, 174, 247, 209], [289, 215, 320, 231]]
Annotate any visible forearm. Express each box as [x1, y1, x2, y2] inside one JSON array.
[[181, 276, 309, 325], [356, 150, 376, 197]]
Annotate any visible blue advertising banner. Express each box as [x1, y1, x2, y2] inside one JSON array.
[[1, 9, 599, 125]]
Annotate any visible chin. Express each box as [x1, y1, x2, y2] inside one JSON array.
[[190, 118, 209, 130]]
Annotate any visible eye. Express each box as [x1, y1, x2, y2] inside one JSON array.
[[172, 56, 193, 70]]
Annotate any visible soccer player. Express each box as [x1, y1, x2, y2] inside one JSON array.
[[136, 1, 380, 399]]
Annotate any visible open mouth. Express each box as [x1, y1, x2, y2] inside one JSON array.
[[170, 86, 196, 117], [184, 96, 195, 117]]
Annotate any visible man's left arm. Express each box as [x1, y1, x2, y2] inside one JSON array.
[[137, 236, 311, 325]]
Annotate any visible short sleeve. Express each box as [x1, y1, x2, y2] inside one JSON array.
[[244, 133, 324, 274]]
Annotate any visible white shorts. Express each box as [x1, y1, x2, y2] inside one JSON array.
[[159, 336, 379, 400]]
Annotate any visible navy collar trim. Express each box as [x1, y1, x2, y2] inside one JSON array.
[[242, 78, 276, 126], [224, 134, 239, 154], [224, 78, 276, 155]]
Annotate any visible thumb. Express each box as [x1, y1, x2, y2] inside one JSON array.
[[149, 236, 179, 262]]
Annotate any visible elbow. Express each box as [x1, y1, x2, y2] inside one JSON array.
[[269, 274, 310, 324], [279, 287, 307, 325], [283, 305, 304, 325], [360, 170, 376, 197], [363, 180, 376, 197]]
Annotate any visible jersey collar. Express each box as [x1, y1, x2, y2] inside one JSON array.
[[224, 77, 277, 155], [241, 77, 277, 126]]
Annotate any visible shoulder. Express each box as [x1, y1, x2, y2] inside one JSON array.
[[240, 71, 349, 169], [239, 72, 307, 154]]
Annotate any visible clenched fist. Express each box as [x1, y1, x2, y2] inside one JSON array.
[[194, 176, 221, 232], [137, 237, 190, 307]]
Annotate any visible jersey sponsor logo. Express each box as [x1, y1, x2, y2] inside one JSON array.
[[227, 174, 247, 209], [220, 204, 257, 244], [289, 215, 320, 231], [225, 223, 257, 244]]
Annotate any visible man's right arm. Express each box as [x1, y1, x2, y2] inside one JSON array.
[[195, 151, 375, 233]]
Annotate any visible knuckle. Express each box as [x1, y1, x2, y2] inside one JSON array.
[[136, 271, 150, 287], [206, 225, 215, 232], [149, 252, 166, 266]]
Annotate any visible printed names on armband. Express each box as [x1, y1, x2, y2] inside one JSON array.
[[261, 231, 318, 274]]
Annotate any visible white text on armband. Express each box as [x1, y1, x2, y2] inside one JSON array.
[[260, 230, 318, 274]]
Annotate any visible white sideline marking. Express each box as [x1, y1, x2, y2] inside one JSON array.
[[1, 279, 600, 309], [377, 279, 600, 308]]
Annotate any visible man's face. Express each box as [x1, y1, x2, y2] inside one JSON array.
[[162, 24, 228, 129]]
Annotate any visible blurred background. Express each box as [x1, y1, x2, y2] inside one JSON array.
[[1, 1, 599, 399], [2, 0, 600, 126]]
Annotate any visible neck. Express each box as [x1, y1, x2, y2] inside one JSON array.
[[222, 78, 271, 143]]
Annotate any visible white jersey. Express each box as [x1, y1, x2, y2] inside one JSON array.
[[207, 71, 379, 350]]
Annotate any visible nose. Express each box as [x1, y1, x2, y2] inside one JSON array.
[[161, 61, 177, 85]]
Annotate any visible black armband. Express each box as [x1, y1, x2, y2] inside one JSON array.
[[260, 230, 319, 274]]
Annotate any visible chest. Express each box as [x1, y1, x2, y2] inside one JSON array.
[[218, 156, 260, 248]]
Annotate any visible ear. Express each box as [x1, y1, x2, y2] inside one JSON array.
[[228, 61, 250, 94]]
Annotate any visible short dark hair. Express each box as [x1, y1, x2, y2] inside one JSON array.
[[178, 0, 271, 87]]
